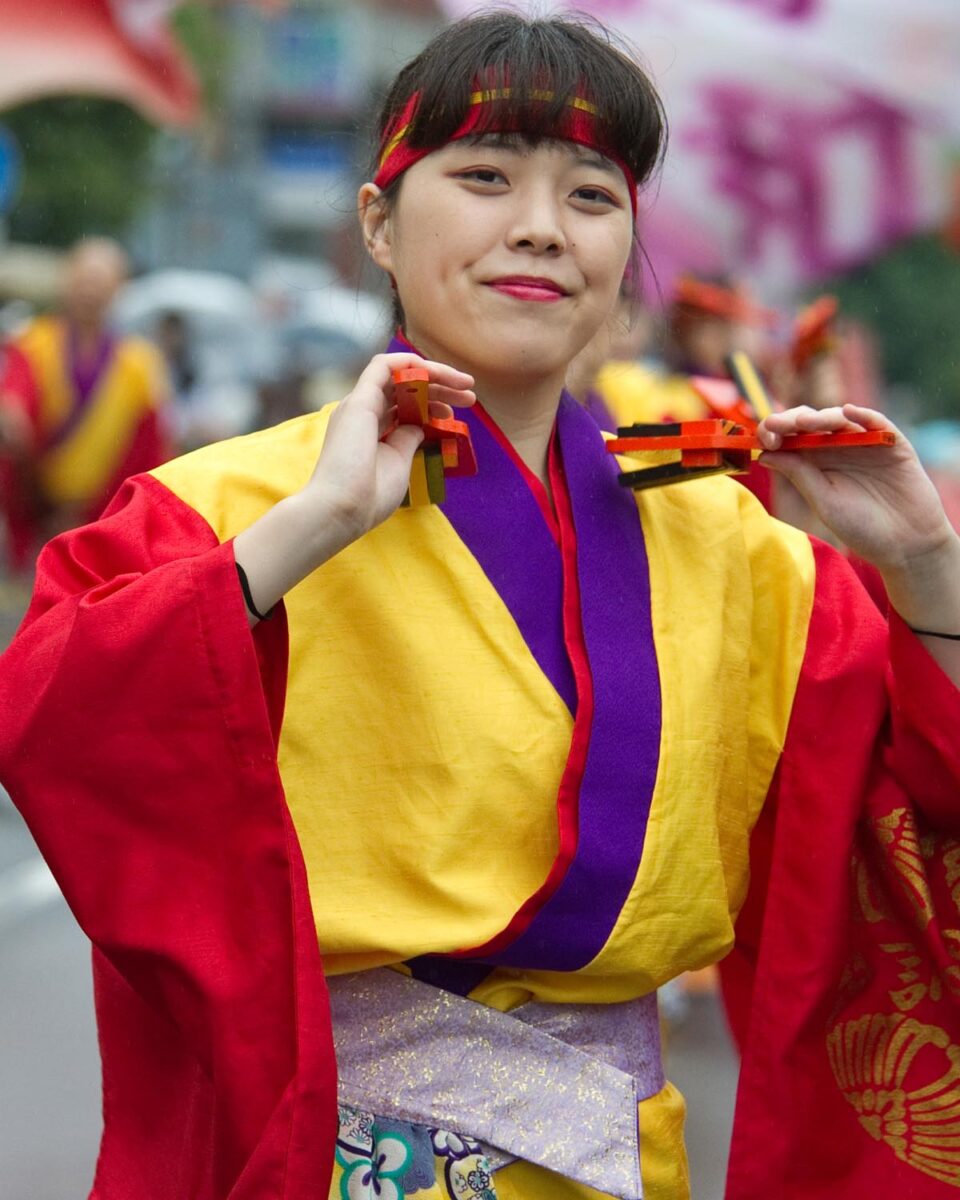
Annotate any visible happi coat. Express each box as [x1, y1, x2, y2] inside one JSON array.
[[1, 343, 959, 1200], [15, 315, 170, 523]]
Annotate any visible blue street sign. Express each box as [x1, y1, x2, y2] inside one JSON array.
[[0, 127, 21, 215]]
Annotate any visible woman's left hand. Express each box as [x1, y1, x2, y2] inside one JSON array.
[[757, 403, 955, 572], [758, 403, 960, 686]]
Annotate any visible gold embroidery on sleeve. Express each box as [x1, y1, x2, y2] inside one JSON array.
[[827, 1014, 960, 1186], [871, 809, 935, 929]]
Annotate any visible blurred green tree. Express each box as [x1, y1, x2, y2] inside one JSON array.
[[3, 96, 155, 248], [0, 2, 225, 250], [823, 234, 960, 420]]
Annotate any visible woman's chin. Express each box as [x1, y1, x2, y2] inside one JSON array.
[[465, 332, 582, 384]]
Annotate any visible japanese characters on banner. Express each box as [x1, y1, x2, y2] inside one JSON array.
[[439, 0, 960, 301]]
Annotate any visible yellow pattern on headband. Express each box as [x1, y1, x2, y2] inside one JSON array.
[[468, 88, 598, 113], [379, 124, 413, 168], [378, 90, 600, 168]]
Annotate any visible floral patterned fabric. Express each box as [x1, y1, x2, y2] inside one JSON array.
[[332, 1104, 498, 1200]]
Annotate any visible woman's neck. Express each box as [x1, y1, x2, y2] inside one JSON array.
[[478, 380, 560, 489]]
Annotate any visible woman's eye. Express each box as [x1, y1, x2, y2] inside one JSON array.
[[573, 186, 619, 207], [456, 168, 507, 185]]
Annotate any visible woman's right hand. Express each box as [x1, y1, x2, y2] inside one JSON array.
[[233, 353, 475, 623], [305, 352, 476, 545]]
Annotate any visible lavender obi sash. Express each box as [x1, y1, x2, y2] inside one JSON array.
[[327, 969, 665, 1200]]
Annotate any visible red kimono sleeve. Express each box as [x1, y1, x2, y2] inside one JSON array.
[[725, 540, 960, 1198], [885, 610, 960, 833], [0, 473, 336, 1200]]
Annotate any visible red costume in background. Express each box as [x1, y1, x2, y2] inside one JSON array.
[[0, 341, 41, 569], [14, 315, 171, 535]]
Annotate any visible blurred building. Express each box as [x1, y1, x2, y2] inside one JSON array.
[[133, 0, 442, 280]]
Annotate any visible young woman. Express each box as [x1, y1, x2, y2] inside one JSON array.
[[2, 13, 960, 1200]]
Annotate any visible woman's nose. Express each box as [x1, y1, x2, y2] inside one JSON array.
[[506, 192, 566, 254]]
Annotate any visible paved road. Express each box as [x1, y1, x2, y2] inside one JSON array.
[[667, 991, 739, 1196], [0, 802, 100, 1200]]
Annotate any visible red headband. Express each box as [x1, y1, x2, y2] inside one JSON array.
[[373, 88, 639, 219]]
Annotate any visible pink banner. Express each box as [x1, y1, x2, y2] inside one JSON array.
[[437, 0, 959, 299]]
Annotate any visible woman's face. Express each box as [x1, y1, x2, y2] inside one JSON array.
[[360, 137, 635, 386]]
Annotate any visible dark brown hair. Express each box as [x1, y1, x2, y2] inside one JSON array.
[[371, 10, 667, 190], [366, 11, 667, 323]]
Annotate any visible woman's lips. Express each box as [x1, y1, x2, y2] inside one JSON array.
[[486, 277, 569, 303]]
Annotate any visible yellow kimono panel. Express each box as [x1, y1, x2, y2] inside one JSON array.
[[596, 361, 709, 428]]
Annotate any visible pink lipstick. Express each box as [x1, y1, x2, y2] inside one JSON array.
[[487, 276, 569, 303]]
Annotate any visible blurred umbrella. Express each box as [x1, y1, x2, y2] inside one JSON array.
[[251, 255, 337, 323], [115, 268, 258, 330], [909, 420, 960, 472], [438, 0, 960, 302], [114, 268, 280, 384], [280, 286, 391, 372]]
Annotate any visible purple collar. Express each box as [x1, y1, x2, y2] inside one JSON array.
[[389, 337, 662, 980], [43, 322, 117, 452]]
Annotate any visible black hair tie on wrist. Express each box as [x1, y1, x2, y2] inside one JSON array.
[[236, 562, 276, 622], [907, 626, 960, 641]]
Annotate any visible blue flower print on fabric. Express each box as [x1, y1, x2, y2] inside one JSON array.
[[375, 1118, 435, 1193], [335, 1106, 499, 1199], [337, 1128, 412, 1200]]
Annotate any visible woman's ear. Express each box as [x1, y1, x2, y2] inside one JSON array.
[[358, 183, 394, 274]]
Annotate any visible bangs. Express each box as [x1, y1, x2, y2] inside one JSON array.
[[375, 12, 666, 189]]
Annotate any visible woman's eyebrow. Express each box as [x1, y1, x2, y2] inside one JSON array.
[[459, 136, 620, 173], [570, 147, 619, 175]]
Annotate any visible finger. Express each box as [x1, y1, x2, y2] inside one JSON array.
[[381, 423, 425, 462], [758, 406, 864, 449], [419, 358, 475, 391], [428, 388, 477, 412], [841, 404, 900, 435], [427, 400, 455, 421], [757, 450, 824, 496], [378, 405, 399, 440], [373, 353, 475, 393], [765, 405, 864, 432], [347, 354, 476, 419], [795, 407, 864, 433]]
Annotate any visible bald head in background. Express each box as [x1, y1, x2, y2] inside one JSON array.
[[61, 237, 129, 338]]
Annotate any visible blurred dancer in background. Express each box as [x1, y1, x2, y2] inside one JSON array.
[[591, 272, 775, 427], [14, 237, 171, 537]]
